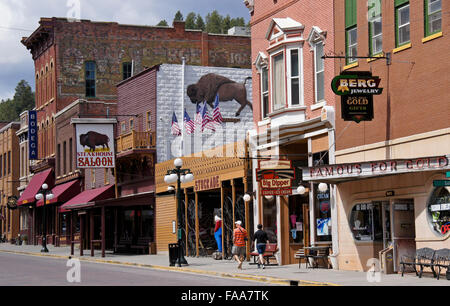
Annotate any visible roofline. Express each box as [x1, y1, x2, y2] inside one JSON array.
[[116, 63, 162, 87]]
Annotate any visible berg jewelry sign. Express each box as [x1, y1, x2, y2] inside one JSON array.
[[331, 71, 383, 123]]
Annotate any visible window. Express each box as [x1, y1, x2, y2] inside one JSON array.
[[428, 187, 450, 236], [263, 196, 278, 243], [289, 49, 300, 106], [123, 62, 132, 80], [396, 2, 410, 47], [129, 118, 134, 131], [63, 141, 67, 175], [289, 195, 306, 244], [314, 42, 325, 102], [425, 0, 442, 36], [368, 0, 382, 55], [85, 61, 96, 97], [104, 168, 110, 185], [272, 52, 285, 111], [345, 0, 358, 64], [315, 184, 332, 242], [146, 112, 152, 131], [69, 138, 73, 173], [121, 122, 127, 134], [261, 67, 269, 119], [8, 151, 10, 174], [57, 144, 61, 176], [350, 202, 383, 241]]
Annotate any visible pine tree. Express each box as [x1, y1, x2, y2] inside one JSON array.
[[196, 14, 206, 31], [206, 10, 223, 34], [157, 20, 169, 26], [174, 10, 184, 22], [185, 12, 197, 29]]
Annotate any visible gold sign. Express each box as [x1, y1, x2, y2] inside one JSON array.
[[194, 176, 220, 192]]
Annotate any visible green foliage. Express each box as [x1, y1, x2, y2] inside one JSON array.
[[157, 20, 169, 26], [206, 10, 223, 34], [174, 10, 184, 22], [185, 12, 197, 30], [196, 14, 206, 31], [0, 80, 35, 122]]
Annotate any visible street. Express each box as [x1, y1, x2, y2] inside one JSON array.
[[0, 252, 273, 286]]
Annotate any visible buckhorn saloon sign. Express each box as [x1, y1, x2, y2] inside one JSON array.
[[331, 71, 383, 123], [75, 122, 115, 168], [256, 160, 295, 196]]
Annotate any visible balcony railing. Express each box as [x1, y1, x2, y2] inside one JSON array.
[[116, 131, 156, 153]]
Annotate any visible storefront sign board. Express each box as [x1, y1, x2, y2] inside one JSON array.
[[75, 122, 115, 168], [194, 175, 220, 192]]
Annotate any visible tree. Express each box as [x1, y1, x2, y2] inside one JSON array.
[[174, 10, 184, 22], [185, 12, 197, 30], [206, 10, 223, 34], [196, 14, 206, 31], [0, 80, 35, 122], [222, 15, 232, 34], [157, 20, 169, 26]]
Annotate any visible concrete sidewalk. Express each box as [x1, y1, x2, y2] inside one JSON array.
[[0, 243, 448, 286]]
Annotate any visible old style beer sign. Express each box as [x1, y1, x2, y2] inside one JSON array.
[[256, 160, 295, 196], [331, 71, 383, 123], [75, 123, 115, 168]]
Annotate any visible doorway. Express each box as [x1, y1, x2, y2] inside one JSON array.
[[391, 199, 416, 272]]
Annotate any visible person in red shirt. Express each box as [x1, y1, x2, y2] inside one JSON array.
[[214, 215, 222, 253], [232, 220, 247, 269]]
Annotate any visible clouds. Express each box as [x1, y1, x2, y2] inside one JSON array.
[[0, 0, 250, 100]]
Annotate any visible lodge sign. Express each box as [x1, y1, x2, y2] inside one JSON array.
[[194, 175, 220, 192], [302, 155, 450, 181]]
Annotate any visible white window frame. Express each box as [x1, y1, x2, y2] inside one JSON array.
[[370, 15, 383, 55], [270, 50, 286, 112], [260, 67, 269, 119], [397, 4, 410, 46], [313, 41, 325, 103], [346, 27, 358, 64]]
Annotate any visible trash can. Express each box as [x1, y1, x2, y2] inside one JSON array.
[[169, 243, 180, 266], [379, 247, 395, 274]]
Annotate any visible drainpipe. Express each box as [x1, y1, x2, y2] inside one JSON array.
[[180, 57, 186, 156]]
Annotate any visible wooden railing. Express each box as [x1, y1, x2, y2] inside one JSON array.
[[116, 131, 156, 153]]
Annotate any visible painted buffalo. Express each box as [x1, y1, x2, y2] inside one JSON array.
[[79, 131, 110, 152], [187, 73, 252, 117]]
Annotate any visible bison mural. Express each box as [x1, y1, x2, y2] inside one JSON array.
[[187, 73, 252, 117], [79, 131, 110, 152]]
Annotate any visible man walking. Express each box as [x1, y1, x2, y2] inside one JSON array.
[[232, 220, 247, 270], [253, 224, 269, 269]]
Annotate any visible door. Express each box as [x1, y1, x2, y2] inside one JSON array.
[[381, 201, 391, 249], [391, 199, 416, 272]]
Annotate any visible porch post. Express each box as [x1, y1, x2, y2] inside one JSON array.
[[195, 191, 199, 257], [244, 177, 250, 261], [101, 206, 105, 258], [184, 189, 189, 257], [220, 181, 224, 260], [90, 210, 94, 257], [79, 213, 84, 257], [70, 212, 74, 256]]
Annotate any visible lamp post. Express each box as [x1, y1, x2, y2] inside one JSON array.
[[35, 183, 54, 253], [164, 158, 194, 267]]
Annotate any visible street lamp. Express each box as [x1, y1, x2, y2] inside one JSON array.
[[35, 183, 54, 253], [164, 158, 194, 267]]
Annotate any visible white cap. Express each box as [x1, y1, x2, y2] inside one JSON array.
[[235, 220, 242, 226], [215, 215, 221, 222]]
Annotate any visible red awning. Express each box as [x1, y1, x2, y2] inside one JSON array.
[[59, 185, 115, 212], [36, 180, 81, 207], [17, 169, 54, 206]]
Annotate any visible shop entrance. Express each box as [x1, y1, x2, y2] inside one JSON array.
[[391, 199, 416, 272]]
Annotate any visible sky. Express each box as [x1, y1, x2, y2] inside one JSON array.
[[0, 0, 250, 101]]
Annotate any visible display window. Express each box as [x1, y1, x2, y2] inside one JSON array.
[[349, 202, 383, 241], [428, 187, 450, 236], [289, 195, 306, 244], [315, 184, 332, 242]]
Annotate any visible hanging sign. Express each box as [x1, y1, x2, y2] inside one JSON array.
[[75, 123, 115, 168], [331, 71, 382, 123], [28, 110, 38, 160], [256, 160, 295, 196]]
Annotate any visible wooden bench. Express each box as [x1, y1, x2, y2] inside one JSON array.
[[250, 243, 279, 266], [130, 238, 152, 254]]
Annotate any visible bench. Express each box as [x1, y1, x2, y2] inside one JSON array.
[[400, 247, 436, 278], [130, 238, 152, 254], [250, 243, 279, 266], [114, 238, 132, 253], [433, 248, 450, 280]]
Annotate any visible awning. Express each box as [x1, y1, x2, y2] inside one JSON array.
[[36, 180, 81, 207], [59, 185, 115, 212], [17, 169, 54, 206]]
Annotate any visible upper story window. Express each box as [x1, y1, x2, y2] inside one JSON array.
[[345, 0, 358, 64], [271, 52, 285, 111], [368, 0, 382, 56], [129, 118, 134, 131], [146, 112, 152, 131], [395, 1, 410, 47], [85, 61, 96, 97], [314, 42, 325, 102], [123, 62, 132, 80], [261, 67, 269, 119], [425, 0, 442, 36]]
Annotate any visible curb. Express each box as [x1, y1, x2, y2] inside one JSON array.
[[0, 249, 339, 286]]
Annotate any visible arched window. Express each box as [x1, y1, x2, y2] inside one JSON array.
[[428, 187, 450, 236]]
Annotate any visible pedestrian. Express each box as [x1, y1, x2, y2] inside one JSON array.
[[232, 220, 247, 270], [253, 224, 269, 269]]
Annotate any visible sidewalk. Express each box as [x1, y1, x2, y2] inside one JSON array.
[[0, 243, 448, 286]]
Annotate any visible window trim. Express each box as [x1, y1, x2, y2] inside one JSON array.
[[395, 3, 411, 47], [146, 111, 152, 131], [270, 49, 286, 112], [313, 41, 325, 103], [287, 46, 303, 107], [369, 15, 383, 56], [85, 61, 96, 98], [122, 62, 133, 80], [346, 26, 358, 64], [260, 67, 269, 120]]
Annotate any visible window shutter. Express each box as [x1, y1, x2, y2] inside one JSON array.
[[345, 0, 357, 28], [395, 0, 409, 7]]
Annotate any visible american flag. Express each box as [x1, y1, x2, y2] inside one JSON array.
[[194, 103, 203, 131], [184, 109, 195, 135], [171, 112, 181, 136], [201, 103, 216, 132], [212, 94, 223, 124]]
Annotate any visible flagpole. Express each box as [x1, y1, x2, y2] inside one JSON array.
[[180, 57, 186, 156]]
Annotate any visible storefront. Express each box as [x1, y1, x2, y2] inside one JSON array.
[[155, 141, 253, 259], [302, 154, 450, 272]]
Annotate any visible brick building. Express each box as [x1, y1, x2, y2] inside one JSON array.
[[19, 17, 251, 249], [302, 0, 449, 272], [0, 122, 21, 242], [244, 0, 337, 265]]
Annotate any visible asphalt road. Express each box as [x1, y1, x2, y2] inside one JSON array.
[[0, 252, 273, 286]]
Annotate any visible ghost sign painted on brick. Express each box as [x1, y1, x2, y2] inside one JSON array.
[[75, 123, 115, 168]]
